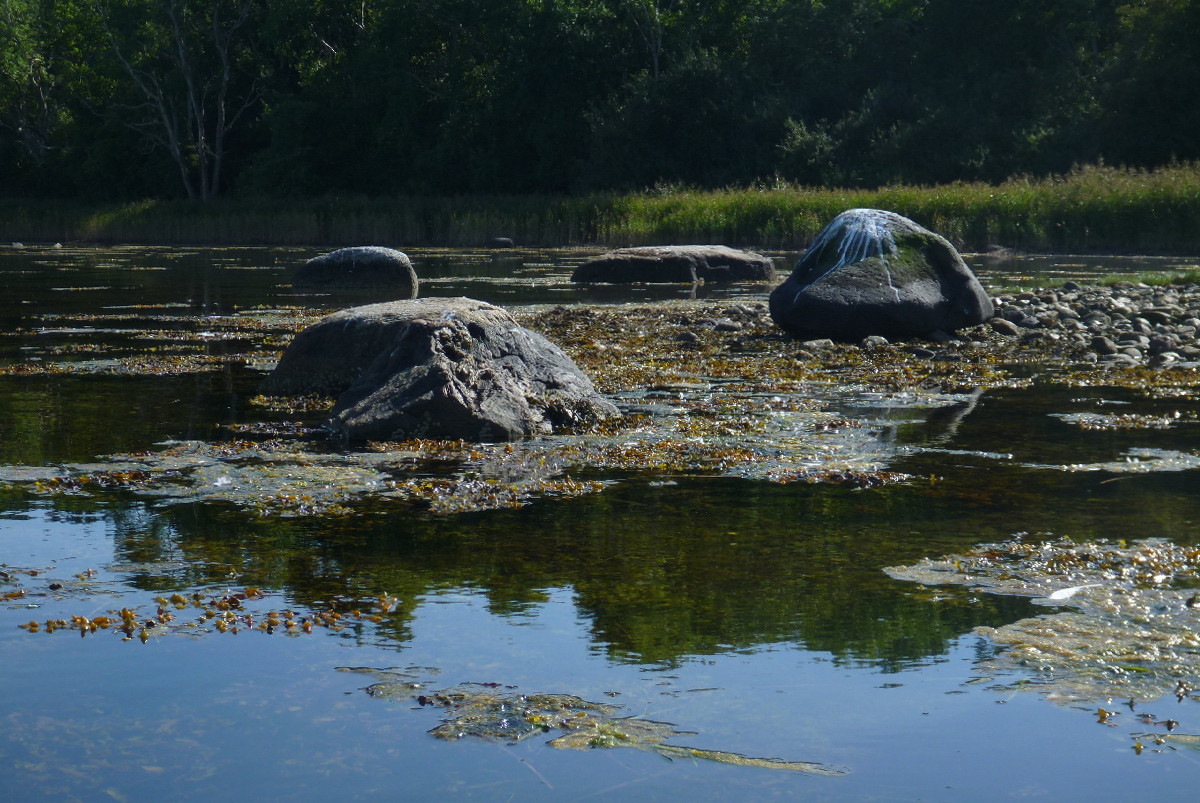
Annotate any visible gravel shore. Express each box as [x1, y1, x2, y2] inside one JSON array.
[[988, 280, 1200, 369]]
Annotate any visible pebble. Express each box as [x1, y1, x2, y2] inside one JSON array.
[[989, 281, 1200, 369], [990, 319, 1021, 336]]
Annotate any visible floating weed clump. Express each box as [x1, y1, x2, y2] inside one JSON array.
[[516, 301, 1022, 399], [1029, 448, 1200, 474], [5, 567, 406, 642], [346, 667, 848, 776], [0, 306, 312, 377], [221, 421, 323, 438], [1047, 365, 1200, 400], [248, 394, 337, 414], [887, 536, 1200, 702], [1051, 411, 1193, 430]]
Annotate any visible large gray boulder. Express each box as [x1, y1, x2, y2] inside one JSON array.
[[769, 209, 993, 341], [261, 298, 440, 396], [572, 245, 776, 284], [262, 297, 618, 443], [293, 246, 419, 295]]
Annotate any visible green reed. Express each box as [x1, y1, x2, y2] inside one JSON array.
[[3, 164, 1200, 252], [605, 164, 1200, 253]]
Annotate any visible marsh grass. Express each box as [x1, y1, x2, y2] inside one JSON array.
[[609, 164, 1200, 253], [998, 269, 1200, 292], [1095, 270, 1200, 287], [4, 164, 1200, 252]]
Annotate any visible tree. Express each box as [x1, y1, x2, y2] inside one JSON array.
[[0, 0, 57, 166], [1100, 0, 1200, 166], [96, 0, 264, 200]]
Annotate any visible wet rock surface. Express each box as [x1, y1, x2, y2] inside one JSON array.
[[292, 246, 419, 294], [265, 297, 618, 443], [572, 245, 777, 284], [769, 209, 993, 341]]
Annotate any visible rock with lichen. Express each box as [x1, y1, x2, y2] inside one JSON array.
[[769, 209, 993, 341], [263, 297, 618, 442], [293, 246, 419, 294], [572, 245, 776, 284]]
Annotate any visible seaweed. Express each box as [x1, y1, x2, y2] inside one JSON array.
[[887, 537, 1200, 702], [349, 669, 848, 776], [6, 292, 1200, 516]]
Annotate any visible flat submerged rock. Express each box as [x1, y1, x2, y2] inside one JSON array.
[[572, 245, 776, 284]]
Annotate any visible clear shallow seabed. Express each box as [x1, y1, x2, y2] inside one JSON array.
[[2, 245, 1200, 801]]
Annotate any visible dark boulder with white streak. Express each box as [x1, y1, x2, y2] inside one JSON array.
[[769, 209, 993, 341]]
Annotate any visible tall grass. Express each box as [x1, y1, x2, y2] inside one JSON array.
[[4, 164, 1200, 252], [605, 164, 1200, 253]]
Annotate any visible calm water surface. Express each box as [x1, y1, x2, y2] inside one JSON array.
[[2, 245, 1200, 801]]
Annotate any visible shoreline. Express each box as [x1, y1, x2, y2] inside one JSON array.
[[4, 164, 1200, 253]]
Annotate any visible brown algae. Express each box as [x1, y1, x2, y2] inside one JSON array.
[[349, 668, 848, 776], [6, 291, 1200, 516], [887, 537, 1200, 702]]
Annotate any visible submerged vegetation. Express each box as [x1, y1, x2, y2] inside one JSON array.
[[888, 536, 1200, 755], [349, 667, 848, 775], [9, 270, 1200, 514], [887, 537, 1200, 702]]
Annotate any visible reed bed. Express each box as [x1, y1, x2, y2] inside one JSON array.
[[3, 164, 1199, 253], [605, 164, 1200, 253]]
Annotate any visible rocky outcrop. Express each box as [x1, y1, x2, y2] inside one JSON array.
[[293, 246, 419, 295], [769, 209, 993, 341], [572, 245, 776, 284], [262, 297, 617, 442]]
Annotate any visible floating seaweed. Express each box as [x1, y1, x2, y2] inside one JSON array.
[[349, 668, 848, 776], [886, 536, 1200, 702], [10, 578, 405, 641], [1029, 448, 1200, 474], [6, 295, 1200, 516], [1052, 411, 1193, 430]]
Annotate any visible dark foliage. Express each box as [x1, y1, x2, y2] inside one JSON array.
[[1, 0, 1194, 200]]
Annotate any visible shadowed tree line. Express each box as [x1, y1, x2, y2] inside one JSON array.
[[2, 0, 1199, 201]]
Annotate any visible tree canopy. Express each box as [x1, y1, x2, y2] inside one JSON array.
[[2, 0, 1196, 200]]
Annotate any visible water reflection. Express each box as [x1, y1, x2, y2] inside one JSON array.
[[76, 478, 1037, 668]]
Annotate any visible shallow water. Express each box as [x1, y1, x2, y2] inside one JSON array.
[[3, 245, 1200, 801]]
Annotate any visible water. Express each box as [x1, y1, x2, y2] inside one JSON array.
[[2, 245, 1200, 801]]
